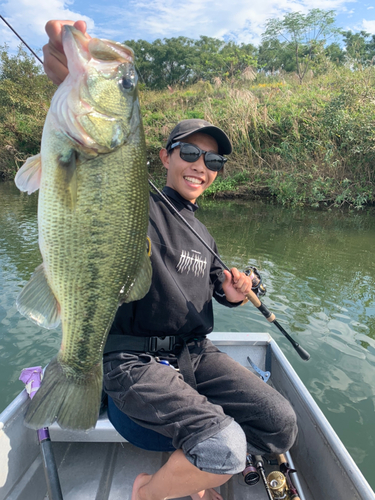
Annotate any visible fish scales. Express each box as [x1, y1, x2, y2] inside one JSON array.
[[39, 131, 148, 370], [14, 26, 151, 430]]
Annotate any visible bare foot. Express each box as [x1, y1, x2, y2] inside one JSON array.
[[191, 488, 223, 500], [131, 473, 152, 500]]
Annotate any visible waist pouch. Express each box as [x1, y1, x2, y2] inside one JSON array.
[[104, 334, 206, 389]]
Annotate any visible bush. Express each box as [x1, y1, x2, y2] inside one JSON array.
[[1, 45, 374, 208], [0, 46, 54, 180]]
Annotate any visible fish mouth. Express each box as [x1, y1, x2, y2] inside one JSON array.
[[62, 25, 134, 76], [54, 26, 136, 152]]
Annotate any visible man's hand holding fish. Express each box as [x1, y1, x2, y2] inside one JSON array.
[[43, 20, 89, 85]]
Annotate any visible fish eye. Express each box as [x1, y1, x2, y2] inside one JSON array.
[[121, 77, 134, 90]]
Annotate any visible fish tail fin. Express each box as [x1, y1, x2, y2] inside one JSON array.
[[24, 356, 102, 431]]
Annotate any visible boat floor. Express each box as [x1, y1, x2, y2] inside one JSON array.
[[48, 440, 310, 500]]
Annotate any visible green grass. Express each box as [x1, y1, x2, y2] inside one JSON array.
[[2, 63, 375, 208], [144, 66, 375, 208], [203, 172, 250, 196]]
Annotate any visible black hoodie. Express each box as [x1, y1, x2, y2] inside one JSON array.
[[108, 187, 240, 339]]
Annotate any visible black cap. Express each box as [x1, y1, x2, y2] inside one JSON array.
[[166, 119, 232, 155]]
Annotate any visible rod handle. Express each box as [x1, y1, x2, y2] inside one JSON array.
[[39, 438, 63, 500], [246, 295, 311, 361], [276, 454, 287, 466], [293, 344, 310, 361], [245, 291, 276, 322], [276, 454, 301, 500]]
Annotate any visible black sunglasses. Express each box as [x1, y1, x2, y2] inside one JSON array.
[[169, 142, 227, 172]]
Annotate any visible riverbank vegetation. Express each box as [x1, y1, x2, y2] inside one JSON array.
[[1, 9, 375, 208]]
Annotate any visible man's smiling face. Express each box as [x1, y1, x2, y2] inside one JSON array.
[[160, 132, 219, 203]]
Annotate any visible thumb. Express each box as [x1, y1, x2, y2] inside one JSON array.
[[223, 270, 233, 286]]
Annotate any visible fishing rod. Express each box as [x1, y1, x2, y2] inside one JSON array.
[[0, 15, 43, 65], [253, 455, 274, 500], [148, 179, 310, 361], [2, 14, 309, 362], [0, 14, 149, 86]]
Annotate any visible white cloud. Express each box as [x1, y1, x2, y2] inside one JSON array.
[[362, 19, 375, 32], [368, 6, 374, 9], [0, 0, 357, 55], [97, 0, 354, 45], [0, 0, 95, 52]]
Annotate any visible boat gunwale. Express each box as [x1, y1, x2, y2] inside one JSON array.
[[210, 332, 375, 499], [0, 391, 28, 431], [268, 335, 375, 500]]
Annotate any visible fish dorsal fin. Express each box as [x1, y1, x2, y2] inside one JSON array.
[[16, 264, 61, 329], [122, 247, 152, 303], [15, 154, 42, 194]]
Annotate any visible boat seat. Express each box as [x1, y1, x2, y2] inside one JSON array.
[[49, 396, 175, 452], [107, 396, 175, 451]]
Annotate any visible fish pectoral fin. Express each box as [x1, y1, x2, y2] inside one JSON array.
[[16, 264, 61, 329], [122, 248, 152, 303], [58, 150, 77, 209], [14, 153, 42, 194]]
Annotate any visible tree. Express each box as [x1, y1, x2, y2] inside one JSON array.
[[125, 37, 196, 89], [258, 38, 296, 73], [325, 42, 345, 65], [125, 37, 257, 89], [262, 9, 340, 83], [219, 41, 257, 79], [342, 31, 375, 66], [0, 45, 55, 178], [0, 45, 53, 119], [191, 36, 225, 81]]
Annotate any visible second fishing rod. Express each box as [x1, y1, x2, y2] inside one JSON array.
[[149, 179, 310, 362]]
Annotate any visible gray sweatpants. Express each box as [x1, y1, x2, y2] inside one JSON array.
[[103, 338, 297, 474]]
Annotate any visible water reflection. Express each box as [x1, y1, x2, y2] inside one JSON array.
[[0, 183, 374, 488], [199, 197, 375, 487], [0, 182, 61, 415]]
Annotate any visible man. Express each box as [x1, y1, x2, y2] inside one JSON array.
[[43, 21, 297, 500]]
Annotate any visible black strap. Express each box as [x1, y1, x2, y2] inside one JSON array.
[[103, 334, 178, 354], [104, 334, 202, 389], [177, 339, 197, 390]]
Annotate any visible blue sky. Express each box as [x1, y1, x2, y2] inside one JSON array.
[[1, 0, 375, 55]]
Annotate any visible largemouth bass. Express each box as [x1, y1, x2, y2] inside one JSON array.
[[14, 26, 151, 430]]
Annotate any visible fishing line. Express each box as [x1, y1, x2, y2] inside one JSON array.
[[0, 15, 43, 65], [2, 15, 310, 361], [148, 178, 310, 361], [148, 179, 229, 270]]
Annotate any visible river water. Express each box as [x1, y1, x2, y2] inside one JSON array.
[[1, 181, 374, 489]]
